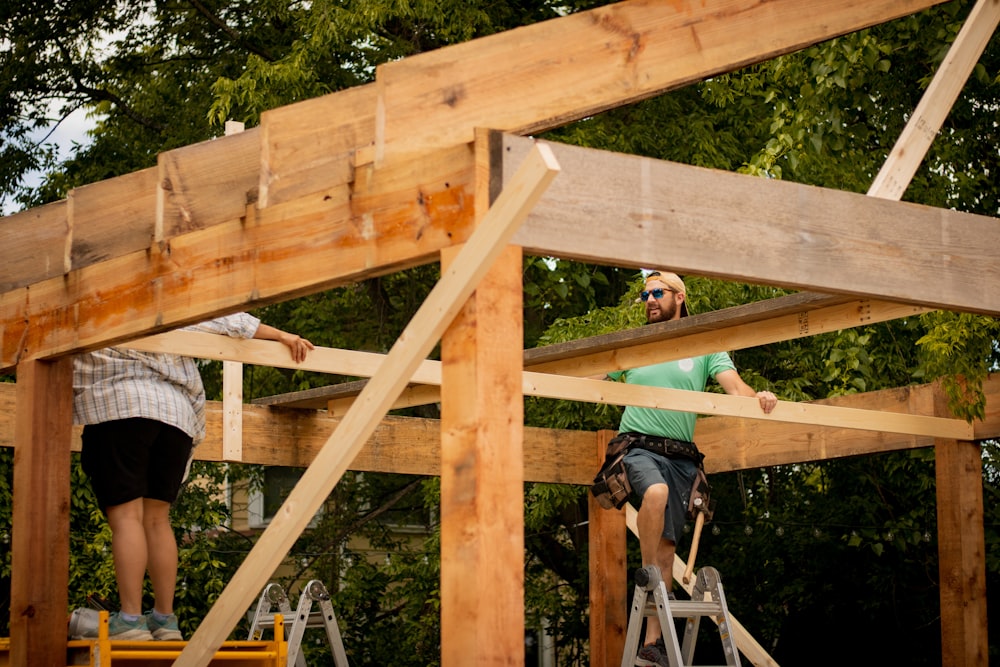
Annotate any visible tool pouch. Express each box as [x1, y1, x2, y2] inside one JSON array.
[[686, 466, 715, 521], [590, 433, 634, 510]]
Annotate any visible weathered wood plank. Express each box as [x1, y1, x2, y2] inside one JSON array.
[[69, 168, 158, 269], [9, 359, 73, 667], [376, 0, 950, 160], [0, 200, 67, 293], [156, 128, 261, 240], [504, 135, 1000, 315], [260, 83, 377, 207], [0, 144, 475, 372]]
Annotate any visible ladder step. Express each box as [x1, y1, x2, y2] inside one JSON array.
[[251, 611, 333, 629], [643, 599, 724, 617]]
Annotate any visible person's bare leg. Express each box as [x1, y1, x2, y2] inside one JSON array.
[[636, 483, 675, 647], [143, 498, 177, 616], [106, 498, 148, 616]]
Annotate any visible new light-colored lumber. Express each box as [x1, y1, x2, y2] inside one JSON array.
[[868, 0, 1000, 200], [524, 373, 974, 440], [375, 0, 950, 160], [2, 376, 995, 483], [174, 143, 561, 666], [125, 330, 973, 440], [504, 135, 1000, 316], [624, 505, 779, 667], [222, 361, 243, 461], [9, 358, 73, 667]]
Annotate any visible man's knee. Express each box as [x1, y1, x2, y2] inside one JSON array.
[[641, 483, 669, 510]]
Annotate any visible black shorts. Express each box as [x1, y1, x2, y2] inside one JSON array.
[[80, 417, 194, 511], [623, 448, 698, 545]]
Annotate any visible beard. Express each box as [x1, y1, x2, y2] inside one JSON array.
[[646, 298, 677, 323]]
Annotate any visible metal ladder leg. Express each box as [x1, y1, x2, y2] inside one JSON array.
[[620, 565, 685, 667], [285, 580, 350, 667]]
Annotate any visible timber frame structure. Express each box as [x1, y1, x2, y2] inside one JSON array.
[[2, 1, 1000, 666]]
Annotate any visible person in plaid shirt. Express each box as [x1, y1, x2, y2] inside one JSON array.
[[73, 312, 313, 640]]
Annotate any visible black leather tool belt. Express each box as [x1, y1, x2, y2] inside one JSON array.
[[618, 431, 704, 465]]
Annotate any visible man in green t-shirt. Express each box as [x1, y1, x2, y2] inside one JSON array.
[[605, 271, 776, 666]]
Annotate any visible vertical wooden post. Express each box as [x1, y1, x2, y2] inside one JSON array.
[[934, 390, 988, 667], [10, 358, 73, 667], [440, 129, 525, 665], [589, 429, 628, 667]]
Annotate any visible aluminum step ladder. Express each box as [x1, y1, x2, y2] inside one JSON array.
[[248, 580, 350, 667], [621, 565, 740, 667]]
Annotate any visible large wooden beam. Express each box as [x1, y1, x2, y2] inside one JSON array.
[[439, 131, 527, 665], [0, 143, 475, 372], [9, 359, 73, 667], [504, 135, 1000, 316], [376, 0, 950, 160], [935, 378, 988, 666]]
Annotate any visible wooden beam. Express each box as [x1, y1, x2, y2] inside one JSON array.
[[935, 382, 988, 666], [375, 0, 950, 160], [124, 330, 973, 439], [0, 143, 475, 372], [0, 200, 67, 293], [504, 135, 1000, 316], [174, 143, 560, 666], [1, 376, 995, 481], [869, 0, 1000, 200], [187, 292, 930, 413], [589, 430, 628, 667], [156, 128, 261, 242], [9, 358, 73, 667]]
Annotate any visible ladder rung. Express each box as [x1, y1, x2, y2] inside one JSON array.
[[252, 611, 332, 629], [643, 599, 724, 617]]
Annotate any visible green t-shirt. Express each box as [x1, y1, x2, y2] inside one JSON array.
[[608, 352, 736, 442]]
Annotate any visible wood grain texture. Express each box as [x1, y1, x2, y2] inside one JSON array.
[[505, 135, 1000, 315], [376, 0, 950, 159]]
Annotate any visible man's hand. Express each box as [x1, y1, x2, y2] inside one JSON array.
[[755, 390, 777, 414]]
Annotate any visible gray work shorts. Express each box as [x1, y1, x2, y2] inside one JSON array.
[[623, 448, 698, 544]]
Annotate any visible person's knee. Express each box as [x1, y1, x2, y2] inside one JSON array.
[[642, 483, 669, 510]]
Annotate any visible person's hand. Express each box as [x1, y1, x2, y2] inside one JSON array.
[[756, 390, 777, 414], [279, 332, 315, 363]]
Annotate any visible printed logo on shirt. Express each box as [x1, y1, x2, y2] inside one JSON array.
[[679, 358, 695, 372]]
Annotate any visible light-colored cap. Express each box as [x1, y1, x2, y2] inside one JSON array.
[[645, 271, 686, 295]]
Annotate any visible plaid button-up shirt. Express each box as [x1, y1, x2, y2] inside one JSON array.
[[73, 313, 260, 445]]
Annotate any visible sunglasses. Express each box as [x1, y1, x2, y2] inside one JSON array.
[[640, 288, 674, 300]]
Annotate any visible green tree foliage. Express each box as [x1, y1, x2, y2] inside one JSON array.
[[1, 0, 999, 664]]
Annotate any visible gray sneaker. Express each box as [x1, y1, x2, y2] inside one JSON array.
[[145, 611, 183, 641], [108, 612, 154, 641]]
